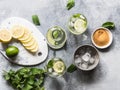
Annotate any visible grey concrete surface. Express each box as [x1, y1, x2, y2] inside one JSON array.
[[0, 0, 120, 90]]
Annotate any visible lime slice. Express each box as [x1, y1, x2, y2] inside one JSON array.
[[53, 61, 65, 73], [74, 19, 86, 33]]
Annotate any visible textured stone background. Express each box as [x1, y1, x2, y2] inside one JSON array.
[[0, 0, 120, 90]]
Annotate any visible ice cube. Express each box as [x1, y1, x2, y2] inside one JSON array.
[[81, 52, 91, 62], [71, 18, 77, 23], [75, 55, 80, 58], [70, 22, 74, 27], [81, 63, 88, 69], [48, 68, 53, 73], [75, 57, 82, 64], [52, 72, 58, 76], [89, 57, 95, 64]]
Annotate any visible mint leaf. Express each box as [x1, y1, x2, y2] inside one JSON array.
[[67, 64, 77, 73], [102, 22, 115, 29], [52, 30, 60, 39], [22, 84, 33, 90], [66, 0, 75, 10], [47, 60, 54, 68], [32, 15, 40, 25], [73, 13, 80, 18]]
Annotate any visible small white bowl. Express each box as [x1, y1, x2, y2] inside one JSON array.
[[91, 27, 113, 49]]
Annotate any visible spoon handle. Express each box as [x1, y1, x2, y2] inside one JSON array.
[[0, 49, 8, 59]]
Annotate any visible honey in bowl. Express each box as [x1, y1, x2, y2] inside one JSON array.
[[93, 29, 110, 46]]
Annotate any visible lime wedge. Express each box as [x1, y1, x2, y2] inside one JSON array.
[[53, 61, 65, 73]]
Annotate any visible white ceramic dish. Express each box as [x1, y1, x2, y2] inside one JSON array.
[[91, 27, 113, 49], [0, 17, 48, 66]]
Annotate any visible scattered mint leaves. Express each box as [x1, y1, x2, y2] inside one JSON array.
[[102, 22, 115, 29], [66, 0, 75, 10], [67, 64, 77, 73]]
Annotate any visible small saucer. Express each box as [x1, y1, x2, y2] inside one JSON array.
[[91, 27, 113, 49]]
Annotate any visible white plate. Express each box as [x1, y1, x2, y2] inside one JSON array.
[[0, 17, 48, 66]]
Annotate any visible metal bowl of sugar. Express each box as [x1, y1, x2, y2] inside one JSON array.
[[74, 45, 100, 71]]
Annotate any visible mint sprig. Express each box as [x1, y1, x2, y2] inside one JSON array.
[[4, 68, 45, 90]]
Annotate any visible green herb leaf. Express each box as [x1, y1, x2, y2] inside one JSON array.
[[22, 84, 33, 90], [67, 64, 77, 73], [102, 22, 115, 29], [32, 15, 40, 25], [40, 87, 45, 90], [47, 60, 54, 68], [66, 0, 75, 10], [73, 13, 80, 18], [52, 30, 60, 39], [4, 73, 10, 80]]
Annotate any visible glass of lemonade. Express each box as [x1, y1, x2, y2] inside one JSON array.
[[68, 13, 87, 35], [46, 57, 66, 77], [46, 26, 67, 49]]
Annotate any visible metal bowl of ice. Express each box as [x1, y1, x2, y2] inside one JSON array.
[[74, 45, 99, 71]]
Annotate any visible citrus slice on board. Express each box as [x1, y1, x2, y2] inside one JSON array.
[[0, 29, 12, 43], [21, 35, 33, 43], [30, 44, 39, 53], [25, 41, 39, 51], [11, 25, 25, 39], [18, 27, 31, 41], [22, 38, 35, 47]]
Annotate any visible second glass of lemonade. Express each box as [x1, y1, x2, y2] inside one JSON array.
[[46, 26, 67, 49], [68, 13, 87, 35]]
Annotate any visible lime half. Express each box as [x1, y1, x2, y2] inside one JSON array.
[[6, 46, 19, 58], [53, 60, 65, 73]]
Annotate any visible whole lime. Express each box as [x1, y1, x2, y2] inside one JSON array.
[[6, 46, 19, 57]]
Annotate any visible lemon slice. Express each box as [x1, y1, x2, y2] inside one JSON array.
[[21, 35, 33, 43], [30, 43, 39, 52], [18, 28, 31, 41], [74, 19, 86, 33], [53, 61, 65, 73], [0, 29, 12, 43], [30, 43, 39, 53], [11, 25, 25, 39], [23, 38, 35, 47], [25, 42, 37, 50], [26, 42, 38, 52]]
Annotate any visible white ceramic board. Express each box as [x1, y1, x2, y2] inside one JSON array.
[[0, 17, 48, 66]]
